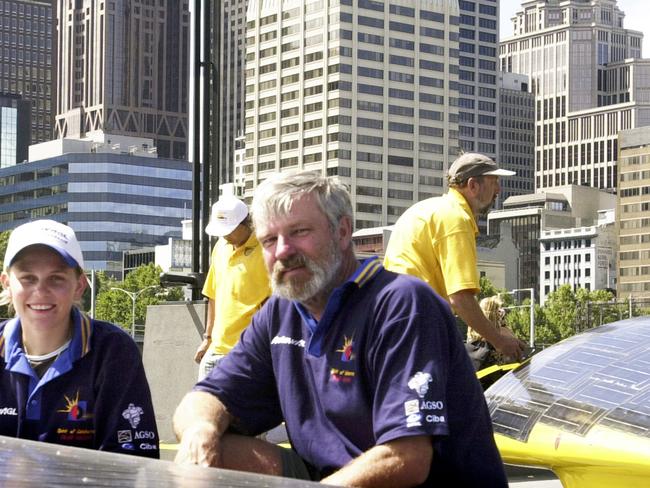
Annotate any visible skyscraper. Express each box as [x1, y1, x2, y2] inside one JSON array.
[[617, 126, 650, 298], [457, 0, 500, 163], [241, 0, 459, 229], [0, 0, 54, 145], [0, 93, 31, 168], [213, 0, 249, 188], [500, 0, 649, 192], [498, 72, 535, 201], [53, 0, 190, 159]]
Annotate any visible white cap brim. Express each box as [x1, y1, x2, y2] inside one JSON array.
[[483, 168, 516, 176]]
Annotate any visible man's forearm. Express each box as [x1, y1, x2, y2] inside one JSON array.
[[449, 290, 501, 344], [321, 436, 432, 488], [173, 391, 233, 466], [449, 290, 524, 360], [173, 391, 231, 439], [204, 298, 216, 337]]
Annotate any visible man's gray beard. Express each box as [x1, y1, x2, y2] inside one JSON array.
[[271, 241, 341, 303]]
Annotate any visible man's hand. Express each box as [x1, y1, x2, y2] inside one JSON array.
[[174, 420, 221, 467], [173, 391, 233, 468], [194, 338, 211, 364], [449, 290, 526, 361], [494, 327, 527, 363]]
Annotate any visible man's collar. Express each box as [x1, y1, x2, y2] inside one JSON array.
[[348, 256, 383, 288], [448, 188, 479, 234], [293, 256, 383, 356]]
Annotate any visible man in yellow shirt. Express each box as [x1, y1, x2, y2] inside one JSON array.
[[384, 153, 525, 362], [195, 196, 271, 380]]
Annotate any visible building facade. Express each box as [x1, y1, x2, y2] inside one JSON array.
[[241, 0, 460, 229], [0, 139, 192, 275], [53, 0, 190, 159], [617, 126, 650, 298], [457, 0, 499, 167], [0, 93, 31, 168], [0, 0, 54, 144], [539, 209, 616, 303], [499, 0, 649, 192], [488, 185, 615, 297], [498, 71, 535, 202], [213, 0, 249, 188]]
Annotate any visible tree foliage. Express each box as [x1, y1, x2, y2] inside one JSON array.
[[95, 263, 183, 331], [503, 284, 615, 348]]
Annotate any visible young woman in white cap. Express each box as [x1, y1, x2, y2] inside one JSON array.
[[0, 220, 159, 457]]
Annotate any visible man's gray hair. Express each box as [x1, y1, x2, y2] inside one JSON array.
[[251, 171, 352, 231]]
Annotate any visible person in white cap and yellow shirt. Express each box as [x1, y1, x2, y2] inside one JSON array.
[[195, 196, 271, 380], [0, 219, 159, 457], [384, 153, 526, 362]]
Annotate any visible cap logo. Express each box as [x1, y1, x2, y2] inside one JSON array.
[[45, 228, 70, 244]]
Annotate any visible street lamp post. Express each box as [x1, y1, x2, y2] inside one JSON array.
[[111, 285, 158, 338], [500, 288, 536, 349]]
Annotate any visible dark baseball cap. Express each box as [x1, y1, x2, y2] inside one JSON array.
[[447, 153, 515, 184]]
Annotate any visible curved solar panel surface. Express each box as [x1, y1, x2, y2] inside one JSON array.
[[0, 436, 322, 487], [485, 316, 650, 443]]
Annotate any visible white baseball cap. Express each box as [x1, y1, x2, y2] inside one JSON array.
[[204, 196, 248, 237], [3, 220, 85, 270]]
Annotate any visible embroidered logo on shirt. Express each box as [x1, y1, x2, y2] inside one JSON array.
[[404, 399, 420, 416], [407, 372, 432, 399], [406, 412, 423, 428], [122, 403, 144, 429], [117, 430, 133, 443], [271, 335, 306, 348], [336, 335, 355, 362], [57, 390, 92, 421], [0, 407, 17, 415]]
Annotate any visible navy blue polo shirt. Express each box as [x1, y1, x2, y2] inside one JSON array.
[[197, 257, 506, 486], [0, 308, 159, 458]]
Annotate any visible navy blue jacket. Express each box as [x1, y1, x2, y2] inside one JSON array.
[[0, 309, 159, 458]]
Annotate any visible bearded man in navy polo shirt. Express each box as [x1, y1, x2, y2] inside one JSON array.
[[173, 171, 507, 487]]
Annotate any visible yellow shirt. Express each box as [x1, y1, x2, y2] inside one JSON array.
[[383, 188, 479, 303], [201, 232, 271, 355]]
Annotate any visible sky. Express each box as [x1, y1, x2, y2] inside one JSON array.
[[499, 0, 650, 56]]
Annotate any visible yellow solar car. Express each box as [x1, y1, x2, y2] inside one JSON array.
[[484, 317, 650, 488]]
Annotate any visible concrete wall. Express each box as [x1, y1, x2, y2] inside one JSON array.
[[142, 301, 207, 443]]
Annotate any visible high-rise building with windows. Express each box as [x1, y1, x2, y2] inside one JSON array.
[[617, 126, 650, 298], [0, 93, 31, 168], [0, 0, 54, 144], [0, 136, 192, 275], [53, 0, 190, 160], [498, 72, 535, 201], [499, 0, 650, 193], [457, 0, 500, 167], [213, 0, 249, 188], [240, 0, 460, 229]]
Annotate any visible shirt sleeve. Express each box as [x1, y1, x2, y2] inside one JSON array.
[[194, 306, 283, 435], [367, 280, 455, 446], [92, 328, 160, 458]]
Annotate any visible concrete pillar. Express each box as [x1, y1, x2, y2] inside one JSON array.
[[142, 301, 207, 443]]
